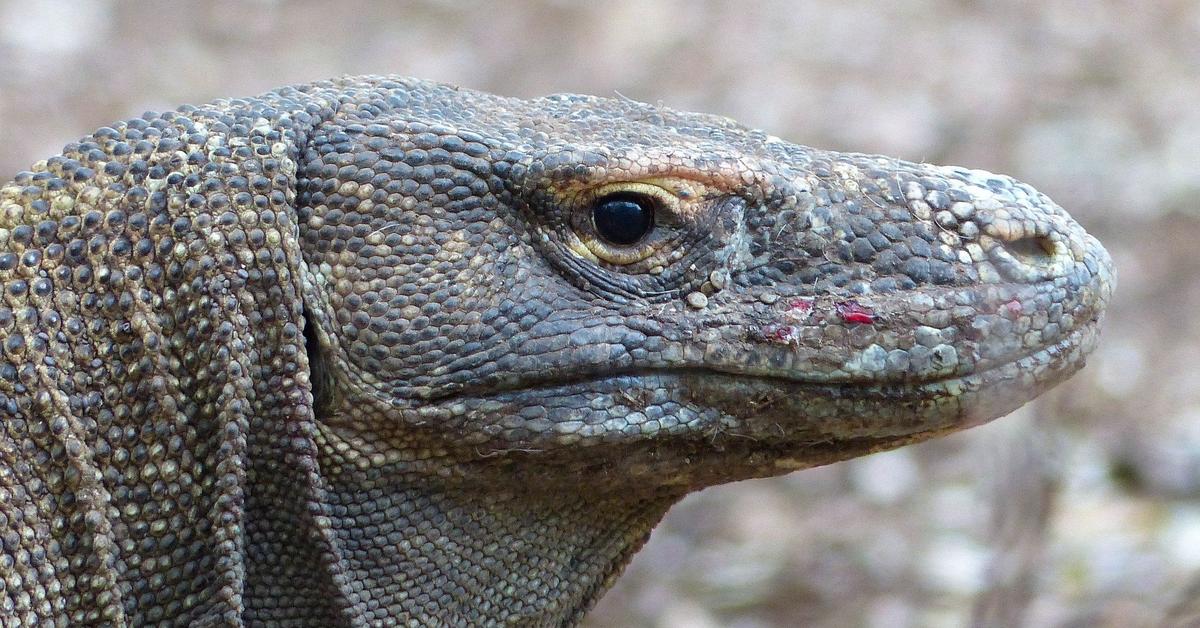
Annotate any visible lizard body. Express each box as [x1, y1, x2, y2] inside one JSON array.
[[0, 76, 1113, 626]]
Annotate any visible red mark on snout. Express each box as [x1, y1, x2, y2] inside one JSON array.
[[836, 300, 876, 325], [788, 297, 814, 313], [784, 297, 815, 323]]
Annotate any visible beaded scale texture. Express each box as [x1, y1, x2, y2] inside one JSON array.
[[0, 76, 1113, 626]]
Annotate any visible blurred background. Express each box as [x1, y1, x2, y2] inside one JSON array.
[[1, 1, 1197, 626]]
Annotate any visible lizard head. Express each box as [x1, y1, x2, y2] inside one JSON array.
[[0, 75, 1116, 624], [298, 77, 1114, 493]]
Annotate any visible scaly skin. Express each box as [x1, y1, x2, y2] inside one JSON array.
[[0, 76, 1113, 626]]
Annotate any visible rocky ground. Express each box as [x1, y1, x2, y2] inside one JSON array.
[[2, 1, 1197, 625]]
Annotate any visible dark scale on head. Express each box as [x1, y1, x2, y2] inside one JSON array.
[[0, 76, 1112, 625]]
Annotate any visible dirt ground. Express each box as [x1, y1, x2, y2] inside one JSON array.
[[2, 1, 1197, 626]]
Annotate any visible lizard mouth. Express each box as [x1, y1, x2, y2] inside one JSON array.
[[689, 316, 1101, 429], [422, 316, 1102, 450], [707, 313, 1101, 395], [434, 313, 1101, 401], [398, 318, 1104, 490]]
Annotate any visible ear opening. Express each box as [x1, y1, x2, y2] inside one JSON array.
[[302, 304, 334, 419]]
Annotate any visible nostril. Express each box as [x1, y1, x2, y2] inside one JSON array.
[[1002, 235, 1058, 266], [989, 232, 1067, 282]]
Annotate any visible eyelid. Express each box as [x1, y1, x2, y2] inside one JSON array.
[[587, 182, 681, 213]]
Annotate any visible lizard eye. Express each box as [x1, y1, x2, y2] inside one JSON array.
[[567, 181, 689, 266], [592, 192, 656, 246]]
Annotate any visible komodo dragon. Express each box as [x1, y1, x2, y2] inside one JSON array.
[[0, 76, 1113, 626]]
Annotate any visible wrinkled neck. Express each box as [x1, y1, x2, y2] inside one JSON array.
[[306, 470, 677, 626]]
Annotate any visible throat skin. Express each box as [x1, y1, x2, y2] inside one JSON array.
[[309, 464, 677, 626], [303, 389, 682, 625]]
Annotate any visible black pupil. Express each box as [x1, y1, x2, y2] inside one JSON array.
[[592, 194, 654, 246]]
